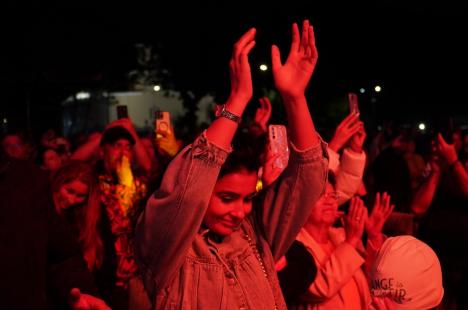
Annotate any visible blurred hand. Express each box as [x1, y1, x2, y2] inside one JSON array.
[[348, 122, 366, 153], [365, 192, 394, 239], [253, 96, 273, 134], [328, 113, 361, 152], [155, 126, 181, 157], [271, 20, 318, 100], [344, 197, 368, 248], [436, 133, 458, 165], [228, 28, 256, 105], [69, 288, 111, 310]]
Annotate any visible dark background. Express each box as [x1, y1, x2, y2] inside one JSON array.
[[1, 1, 467, 136]]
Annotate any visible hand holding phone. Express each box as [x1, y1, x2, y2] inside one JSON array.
[[155, 111, 172, 139], [268, 125, 289, 169], [348, 92, 359, 115]]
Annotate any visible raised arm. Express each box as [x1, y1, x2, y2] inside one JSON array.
[[207, 28, 256, 148], [135, 28, 256, 297], [272, 20, 318, 150], [437, 133, 468, 197], [259, 20, 327, 260]]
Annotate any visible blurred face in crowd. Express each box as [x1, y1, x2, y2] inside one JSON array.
[[55, 179, 89, 210], [100, 138, 133, 173], [307, 182, 339, 227], [42, 149, 62, 172], [2, 134, 29, 160], [204, 168, 258, 236]]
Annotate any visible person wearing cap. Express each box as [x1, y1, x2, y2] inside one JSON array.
[[71, 118, 152, 174], [95, 119, 151, 309], [370, 235, 444, 309]]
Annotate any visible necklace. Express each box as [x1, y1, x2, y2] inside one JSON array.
[[243, 232, 268, 279]]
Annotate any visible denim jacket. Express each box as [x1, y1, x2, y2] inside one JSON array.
[[135, 133, 328, 309]]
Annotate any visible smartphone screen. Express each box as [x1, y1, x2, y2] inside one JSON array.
[[117, 105, 128, 119], [348, 92, 359, 114]]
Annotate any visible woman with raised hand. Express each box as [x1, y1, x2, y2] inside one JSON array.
[[290, 180, 394, 309], [135, 20, 327, 309]]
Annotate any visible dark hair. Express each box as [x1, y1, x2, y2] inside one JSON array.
[[52, 161, 103, 270], [219, 131, 263, 178]]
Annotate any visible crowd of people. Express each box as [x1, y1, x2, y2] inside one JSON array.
[[2, 20, 467, 310]]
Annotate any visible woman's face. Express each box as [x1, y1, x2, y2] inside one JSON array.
[[307, 183, 339, 226], [56, 179, 89, 210], [43, 149, 62, 172], [204, 169, 258, 236]]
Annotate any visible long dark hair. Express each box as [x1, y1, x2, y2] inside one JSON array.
[[52, 161, 103, 270]]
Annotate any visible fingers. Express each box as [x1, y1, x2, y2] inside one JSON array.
[[300, 20, 310, 54], [234, 28, 256, 59], [339, 113, 360, 129], [308, 25, 318, 59], [289, 22, 300, 54], [271, 45, 282, 72], [240, 40, 256, 67]]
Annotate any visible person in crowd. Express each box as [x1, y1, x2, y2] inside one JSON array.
[[328, 113, 367, 205], [96, 123, 151, 309], [71, 118, 152, 174], [1, 132, 32, 160], [52, 161, 103, 271], [286, 174, 394, 309], [403, 137, 426, 190], [38, 147, 64, 175], [416, 132, 468, 309], [0, 149, 110, 310], [370, 235, 444, 309], [135, 20, 328, 309]]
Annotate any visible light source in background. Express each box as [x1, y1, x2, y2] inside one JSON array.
[[3, 118, 7, 124], [359, 88, 365, 94], [75, 91, 90, 100], [418, 123, 426, 131], [153, 85, 161, 92], [259, 64, 268, 71], [374, 85, 382, 93]]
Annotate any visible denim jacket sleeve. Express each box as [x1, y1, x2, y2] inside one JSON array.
[[135, 132, 230, 295], [258, 136, 328, 261]]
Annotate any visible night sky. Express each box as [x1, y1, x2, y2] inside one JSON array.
[[1, 2, 468, 135]]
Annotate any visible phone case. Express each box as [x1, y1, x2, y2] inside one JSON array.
[[155, 111, 171, 138], [268, 125, 289, 169], [348, 92, 359, 114]]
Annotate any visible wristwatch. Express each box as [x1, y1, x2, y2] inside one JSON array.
[[216, 104, 242, 124]]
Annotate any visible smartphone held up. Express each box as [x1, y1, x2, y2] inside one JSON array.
[[155, 111, 172, 139], [348, 92, 359, 115], [268, 124, 289, 169]]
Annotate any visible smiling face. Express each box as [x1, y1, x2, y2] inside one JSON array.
[[203, 169, 258, 236], [307, 183, 340, 227]]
